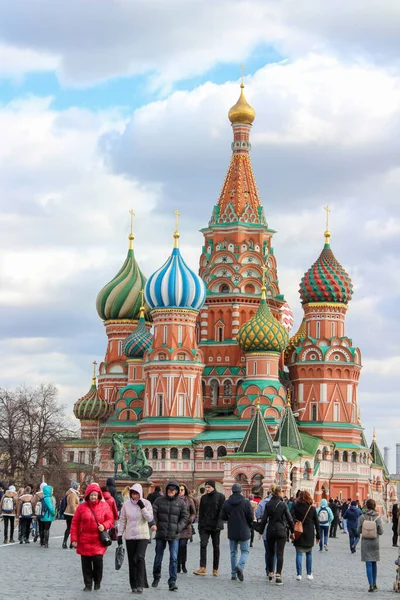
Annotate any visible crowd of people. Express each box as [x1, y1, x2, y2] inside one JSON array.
[[0, 477, 398, 593]]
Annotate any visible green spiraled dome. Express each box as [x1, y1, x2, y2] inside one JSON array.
[[96, 234, 150, 321], [73, 378, 110, 421], [122, 308, 153, 359], [238, 293, 289, 353]]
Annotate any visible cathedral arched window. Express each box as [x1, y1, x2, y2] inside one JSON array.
[[204, 446, 214, 459], [334, 450, 340, 462], [223, 380, 232, 397], [210, 380, 219, 406], [219, 284, 229, 293], [201, 379, 206, 399], [144, 448, 149, 459], [342, 451, 348, 463], [152, 448, 158, 460], [351, 452, 357, 463], [217, 446, 227, 458], [170, 448, 178, 459], [161, 448, 166, 459], [182, 448, 190, 460]]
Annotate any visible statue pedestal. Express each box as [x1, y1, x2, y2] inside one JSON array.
[[114, 479, 154, 498]]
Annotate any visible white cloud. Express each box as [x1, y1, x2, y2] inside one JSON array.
[[0, 42, 58, 79]]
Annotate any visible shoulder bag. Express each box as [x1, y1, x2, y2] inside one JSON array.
[[293, 505, 312, 541], [88, 505, 112, 547]]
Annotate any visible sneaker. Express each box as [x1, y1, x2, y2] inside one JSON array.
[[182, 565, 187, 574], [275, 576, 283, 585], [169, 584, 178, 591], [62, 542, 67, 549], [307, 574, 314, 580], [368, 584, 374, 593], [235, 566, 244, 582], [83, 587, 92, 592], [296, 575, 302, 581], [373, 584, 378, 591], [213, 570, 218, 577], [151, 579, 160, 588], [324, 545, 328, 551], [193, 568, 207, 576], [268, 573, 274, 582]]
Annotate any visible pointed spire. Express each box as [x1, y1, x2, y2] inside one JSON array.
[[239, 403, 274, 453], [173, 209, 180, 248], [92, 360, 97, 386], [370, 431, 389, 476], [324, 205, 331, 247], [276, 400, 303, 450], [129, 209, 135, 250]]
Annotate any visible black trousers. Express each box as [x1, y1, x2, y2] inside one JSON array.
[[38, 519, 45, 543], [42, 521, 51, 545], [126, 539, 149, 590], [200, 530, 220, 570], [266, 532, 286, 575], [81, 555, 103, 588], [393, 521, 398, 547], [63, 515, 73, 544], [330, 517, 338, 537], [20, 518, 32, 541], [3, 516, 15, 540], [178, 538, 188, 566]]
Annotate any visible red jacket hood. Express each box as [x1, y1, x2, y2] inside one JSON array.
[[84, 483, 103, 501]]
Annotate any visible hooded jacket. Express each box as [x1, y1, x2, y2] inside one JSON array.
[[343, 503, 362, 528], [153, 481, 188, 541], [40, 485, 56, 523], [178, 491, 196, 540], [70, 483, 114, 556], [220, 491, 253, 541], [119, 483, 153, 541], [64, 488, 80, 517], [198, 487, 225, 533], [106, 477, 120, 509], [316, 498, 334, 525], [102, 490, 119, 521], [1, 488, 18, 516]]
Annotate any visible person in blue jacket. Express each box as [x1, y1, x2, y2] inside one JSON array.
[[316, 499, 334, 551], [40, 484, 56, 548], [343, 500, 362, 553]]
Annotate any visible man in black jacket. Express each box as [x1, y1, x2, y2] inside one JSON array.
[[147, 486, 162, 505], [329, 498, 339, 538], [152, 481, 188, 592], [220, 483, 253, 582], [193, 480, 225, 577]]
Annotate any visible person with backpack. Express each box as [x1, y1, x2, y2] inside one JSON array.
[[357, 498, 383, 593], [344, 500, 362, 553], [62, 481, 80, 549], [17, 486, 34, 543], [316, 498, 333, 551], [32, 483, 46, 544], [1, 484, 18, 543], [257, 485, 295, 586], [39, 484, 56, 547], [291, 490, 320, 581]]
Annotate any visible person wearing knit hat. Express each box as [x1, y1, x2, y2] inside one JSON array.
[[1, 485, 18, 543], [220, 484, 253, 581], [193, 481, 225, 577]]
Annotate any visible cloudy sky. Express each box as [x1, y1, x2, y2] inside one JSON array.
[[1, 0, 399, 471]]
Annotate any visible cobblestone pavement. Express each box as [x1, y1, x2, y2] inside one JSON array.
[[0, 520, 398, 599]]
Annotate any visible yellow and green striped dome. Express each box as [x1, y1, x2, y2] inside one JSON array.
[[96, 235, 150, 321], [238, 296, 289, 353], [74, 379, 110, 421]]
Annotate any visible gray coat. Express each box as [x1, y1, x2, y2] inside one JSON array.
[[357, 509, 383, 562]]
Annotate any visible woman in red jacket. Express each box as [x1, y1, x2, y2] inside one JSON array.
[[71, 483, 114, 592]]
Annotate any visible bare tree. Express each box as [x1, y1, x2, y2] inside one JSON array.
[[0, 384, 73, 488]]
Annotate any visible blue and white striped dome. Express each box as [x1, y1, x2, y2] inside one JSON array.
[[145, 247, 206, 311]]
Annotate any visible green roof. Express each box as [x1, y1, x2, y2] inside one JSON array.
[[276, 405, 303, 450], [134, 440, 193, 446], [194, 430, 244, 442], [334, 442, 369, 449], [370, 438, 389, 477], [239, 407, 274, 453]]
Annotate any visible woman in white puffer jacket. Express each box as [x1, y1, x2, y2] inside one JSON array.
[[118, 483, 155, 593]]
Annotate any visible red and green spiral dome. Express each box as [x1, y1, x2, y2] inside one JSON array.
[[299, 242, 353, 305]]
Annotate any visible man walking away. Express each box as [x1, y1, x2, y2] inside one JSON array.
[[316, 499, 334, 551], [152, 481, 188, 592], [329, 498, 339, 538], [344, 500, 362, 553], [193, 480, 225, 577], [220, 483, 253, 582], [341, 498, 351, 534], [256, 486, 275, 576]]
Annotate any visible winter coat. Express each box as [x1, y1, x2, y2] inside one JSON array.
[[220, 492, 253, 541], [316, 498, 334, 525], [64, 488, 80, 517], [40, 485, 56, 523], [328, 500, 339, 518], [153, 481, 188, 541], [119, 484, 153, 541], [343, 505, 362, 529], [256, 495, 271, 540], [102, 490, 119, 521], [179, 495, 196, 539], [147, 490, 162, 505], [1, 489, 18, 517], [198, 489, 225, 533], [258, 495, 294, 538], [292, 501, 320, 550], [70, 483, 114, 557], [357, 509, 383, 562], [18, 493, 33, 519]]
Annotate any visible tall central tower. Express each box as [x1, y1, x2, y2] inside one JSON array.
[[198, 82, 286, 411]]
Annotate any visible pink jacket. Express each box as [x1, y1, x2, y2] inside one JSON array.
[[119, 483, 153, 541]]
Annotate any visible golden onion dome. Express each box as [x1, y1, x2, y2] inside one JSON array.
[[228, 83, 256, 125]]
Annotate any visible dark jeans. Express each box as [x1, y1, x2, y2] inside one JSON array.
[[250, 523, 255, 546], [200, 530, 220, 570], [20, 518, 32, 541], [263, 539, 277, 574], [319, 525, 329, 550], [126, 539, 149, 589], [38, 519, 45, 544], [81, 555, 103, 589], [153, 539, 179, 585], [42, 521, 51, 545], [63, 515, 73, 544], [178, 538, 188, 566], [267, 532, 286, 575], [330, 517, 338, 537], [3, 516, 15, 540], [393, 521, 399, 546], [348, 526, 360, 552]]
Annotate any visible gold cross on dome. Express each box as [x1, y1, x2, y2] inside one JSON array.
[[261, 264, 267, 287], [129, 209, 135, 235], [240, 64, 245, 85], [174, 209, 180, 231], [140, 289, 145, 308], [92, 360, 97, 385], [324, 205, 331, 231]]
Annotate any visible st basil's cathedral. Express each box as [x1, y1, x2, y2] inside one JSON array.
[[65, 81, 396, 511]]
